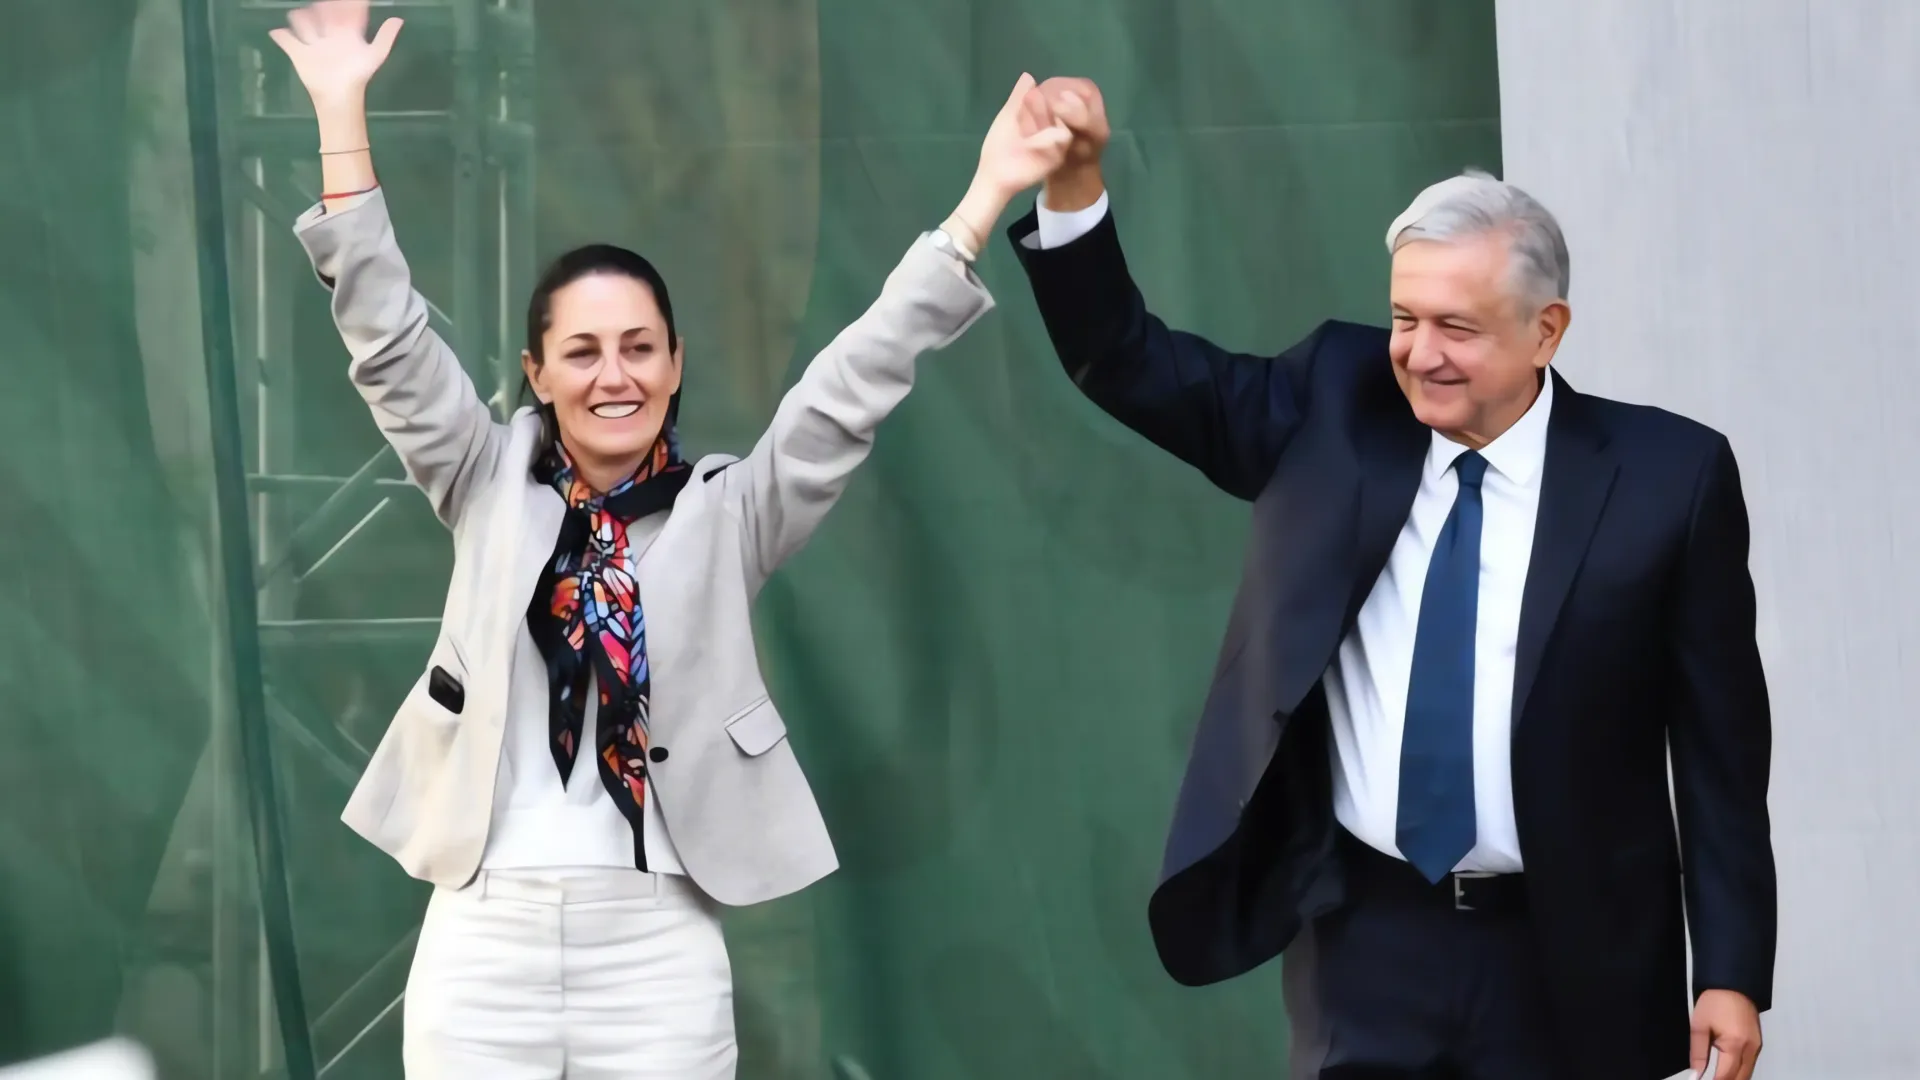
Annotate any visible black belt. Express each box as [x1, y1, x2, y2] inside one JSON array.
[[1337, 829, 1528, 915]]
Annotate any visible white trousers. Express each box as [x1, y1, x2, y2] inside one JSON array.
[[403, 868, 736, 1079]]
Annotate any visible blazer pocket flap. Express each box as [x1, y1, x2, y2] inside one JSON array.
[[724, 698, 787, 757]]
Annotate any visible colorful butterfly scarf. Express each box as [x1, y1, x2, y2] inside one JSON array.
[[526, 418, 691, 868]]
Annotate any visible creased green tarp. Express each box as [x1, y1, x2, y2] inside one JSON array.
[[0, 1, 1496, 1075]]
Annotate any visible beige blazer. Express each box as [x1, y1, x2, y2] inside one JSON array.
[[293, 190, 993, 904]]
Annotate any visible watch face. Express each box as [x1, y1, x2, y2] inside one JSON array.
[[932, 229, 970, 261]]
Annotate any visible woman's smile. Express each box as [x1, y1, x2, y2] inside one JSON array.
[[589, 401, 642, 419]]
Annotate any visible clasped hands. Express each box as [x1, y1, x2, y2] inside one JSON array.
[[945, 74, 1113, 257], [1014, 76, 1113, 213]]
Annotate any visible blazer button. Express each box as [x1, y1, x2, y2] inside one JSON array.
[[649, 746, 668, 763]]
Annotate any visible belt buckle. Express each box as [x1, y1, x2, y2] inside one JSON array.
[[1452, 870, 1495, 911]]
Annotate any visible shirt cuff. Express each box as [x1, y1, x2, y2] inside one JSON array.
[[1033, 190, 1111, 250]]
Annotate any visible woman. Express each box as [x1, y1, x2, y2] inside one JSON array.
[[269, 3, 1069, 1076]]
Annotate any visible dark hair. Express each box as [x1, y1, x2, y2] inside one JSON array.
[[523, 244, 679, 468]]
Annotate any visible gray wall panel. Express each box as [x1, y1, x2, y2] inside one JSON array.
[[1496, 2, 1920, 1076]]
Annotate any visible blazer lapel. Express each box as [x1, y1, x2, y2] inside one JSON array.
[[517, 475, 568, 599], [1512, 373, 1618, 728], [1345, 402, 1430, 628]]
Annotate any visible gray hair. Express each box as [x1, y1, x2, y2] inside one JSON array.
[[1385, 169, 1570, 310]]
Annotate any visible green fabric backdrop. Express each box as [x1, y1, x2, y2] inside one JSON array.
[[0, 1, 1498, 1075]]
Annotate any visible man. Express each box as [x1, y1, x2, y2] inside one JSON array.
[[1006, 78, 1775, 1080]]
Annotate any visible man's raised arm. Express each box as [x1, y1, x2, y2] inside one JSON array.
[[1003, 77, 1320, 502]]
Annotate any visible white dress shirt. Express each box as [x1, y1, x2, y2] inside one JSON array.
[[1030, 195, 1551, 873], [1325, 382, 1550, 873]]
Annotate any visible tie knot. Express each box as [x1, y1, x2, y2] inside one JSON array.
[[1453, 450, 1489, 490]]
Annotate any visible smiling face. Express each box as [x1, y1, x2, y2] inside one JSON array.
[[522, 270, 682, 490], [1388, 231, 1569, 448]]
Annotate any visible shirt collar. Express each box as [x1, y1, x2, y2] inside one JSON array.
[[1426, 371, 1554, 488]]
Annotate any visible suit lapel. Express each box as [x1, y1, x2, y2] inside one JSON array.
[[1512, 374, 1618, 729], [1345, 400, 1429, 628]]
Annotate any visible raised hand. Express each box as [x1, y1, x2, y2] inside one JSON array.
[[1028, 76, 1109, 169], [267, 0, 403, 106], [973, 73, 1074, 202], [1023, 76, 1110, 212], [939, 73, 1073, 257]]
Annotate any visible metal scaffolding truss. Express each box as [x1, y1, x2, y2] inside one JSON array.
[[205, 1, 537, 1075]]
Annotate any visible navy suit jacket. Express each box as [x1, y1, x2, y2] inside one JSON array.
[[1009, 206, 1775, 1076]]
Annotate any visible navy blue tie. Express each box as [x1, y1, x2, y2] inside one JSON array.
[[1396, 450, 1489, 883]]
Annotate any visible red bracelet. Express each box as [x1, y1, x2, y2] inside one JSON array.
[[322, 184, 380, 200]]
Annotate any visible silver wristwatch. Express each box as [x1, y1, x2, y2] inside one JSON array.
[[927, 227, 977, 264]]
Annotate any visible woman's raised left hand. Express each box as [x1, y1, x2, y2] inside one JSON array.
[[941, 73, 1074, 254], [973, 73, 1075, 200]]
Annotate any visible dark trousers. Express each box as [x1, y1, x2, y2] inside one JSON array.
[[1283, 831, 1558, 1079]]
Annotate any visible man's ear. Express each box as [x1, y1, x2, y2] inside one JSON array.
[[521, 349, 550, 402], [1533, 300, 1571, 367]]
